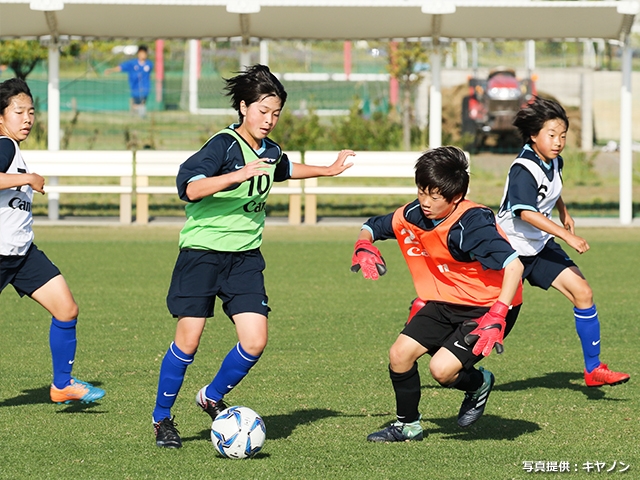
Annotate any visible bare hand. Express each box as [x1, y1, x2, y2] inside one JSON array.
[[565, 233, 589, 254], [236, 159, 272, 182], [30, 173, 45, 194], [326, 149, 355, 177]]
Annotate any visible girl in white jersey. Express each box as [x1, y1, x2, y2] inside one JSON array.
[[496, 96, 629, 388], [0, 78, 104, 404]]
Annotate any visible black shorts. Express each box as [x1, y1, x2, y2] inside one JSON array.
[[0, 243, 61, 297], [520, 238, 577, 290], [166, 248, 270, 320], [401, 301, 521, 369]]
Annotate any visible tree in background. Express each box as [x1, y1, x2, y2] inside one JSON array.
[[0, 39, 86, 81], [387, 40, 429, 150], [0, 40, 48, 80]]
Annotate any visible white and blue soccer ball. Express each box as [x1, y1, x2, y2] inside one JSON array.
[[211, 406, 266, 459]]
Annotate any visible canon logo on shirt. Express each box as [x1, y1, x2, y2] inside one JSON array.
[[8, 197, 31, 211]]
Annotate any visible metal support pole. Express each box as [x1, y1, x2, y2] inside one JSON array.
[[47, 43, 60, 221], [429, 44, 442, 149], [619, 38, 633, 225]]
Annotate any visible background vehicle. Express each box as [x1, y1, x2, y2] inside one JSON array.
[[461, 67, 536, 152]]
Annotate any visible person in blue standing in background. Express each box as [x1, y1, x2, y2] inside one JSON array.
[[105, 45, 153, 118]]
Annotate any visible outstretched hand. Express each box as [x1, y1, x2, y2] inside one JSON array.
[[463, 301, 509, 357], [351, 239, 387, 280], [326, 149, 355, 177]]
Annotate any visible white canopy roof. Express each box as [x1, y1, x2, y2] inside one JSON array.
[[1, 0, 638, 225], [0, 0, 637, 42]]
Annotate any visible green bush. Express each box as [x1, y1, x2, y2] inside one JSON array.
[[272, 101, 412, 153], [328, 103, 403, 151]]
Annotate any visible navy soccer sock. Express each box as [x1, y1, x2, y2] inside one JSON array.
[[389, 362, 421, 424], [153, 342, 194, 423], [446, 367, 484, 393], [574, 305, 601, 372], [49, 317, 77, 389], [205, 343, 260, 402]]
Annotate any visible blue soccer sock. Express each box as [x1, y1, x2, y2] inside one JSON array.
[[49, 317, 77, 389], [574, 305, 601, 373], [205, 343, 260, 402], [153, 342, 194, 423]]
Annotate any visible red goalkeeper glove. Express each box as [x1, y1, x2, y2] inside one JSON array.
[[463, 301, 509, 357], [350, 239, 387, 280], [407, 298, 426, 324]]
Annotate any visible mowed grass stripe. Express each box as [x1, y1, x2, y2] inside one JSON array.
[[0, 226, 638, 479]]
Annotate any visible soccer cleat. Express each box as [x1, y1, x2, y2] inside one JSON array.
[[154, 416, 182, 449], [457, 366, 495, 428], [366, 419, 424, 442], [584, 363, 630, 387], [195, 386, 228, 421], [50, 377, 105, 404]]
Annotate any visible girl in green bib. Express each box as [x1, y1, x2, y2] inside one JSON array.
[[152, 64, 354, 448]]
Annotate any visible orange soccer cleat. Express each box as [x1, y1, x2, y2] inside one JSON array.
[[50, 377, 105, 404], [584, 363, 630, 387]]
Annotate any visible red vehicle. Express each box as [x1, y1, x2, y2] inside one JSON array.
[[461, 67, 536, 152]]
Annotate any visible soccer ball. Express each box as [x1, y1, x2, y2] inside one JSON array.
[[210, 406, 266, 459]]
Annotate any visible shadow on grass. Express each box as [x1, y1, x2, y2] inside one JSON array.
[[419, 371, 626, 401], [184, 408, 341, 445], [0, 381, 107, 413], [366, 413, 539, 441], [494, 371, 628, 401], [424, 414, 540, 441]]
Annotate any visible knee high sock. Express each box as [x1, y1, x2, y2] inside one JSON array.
[[50, 317, 77, 389], [205, 342, 260, 402], [389, 363, 421, 423], [153, 342, 194, 423], [446, 367, 484, 393], [574, 305, 601, 372]]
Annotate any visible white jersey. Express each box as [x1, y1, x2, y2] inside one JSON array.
[[0, 137, 34, 256], [496, 145, 563, 256]]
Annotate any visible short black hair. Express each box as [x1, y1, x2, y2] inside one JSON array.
[[414, 146, 469, 202], [137, 45, 148, 53], [513, 96, 569, 145], [0, 78, 33, 115], [224, 64, 287, 122]]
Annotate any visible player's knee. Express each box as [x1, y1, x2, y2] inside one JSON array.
[[176, 337, 200, 355], [572, 283, 594, 307], [240, 337, 267, 357], [388, 344, 412, 371], [429, 362, 456, 386], [54, 301, 79, 322]]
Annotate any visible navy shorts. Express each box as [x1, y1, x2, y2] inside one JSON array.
[[0, 243, 61, 297], [166, 248, 270, 320], [520, 238, 577, 290], [402, 301, 521, 369], [131, 96, 147, 105]]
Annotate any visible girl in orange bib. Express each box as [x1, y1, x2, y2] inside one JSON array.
[[351, 146, 523, 442]]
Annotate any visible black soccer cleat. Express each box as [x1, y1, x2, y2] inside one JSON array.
[[154, 416, 182, 449], [457, 366, 495, 428], [366, 420, 424, 442], [195, 386, 228, 421]]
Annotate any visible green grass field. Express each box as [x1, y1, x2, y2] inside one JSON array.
[[1, 225, 639, 479]]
